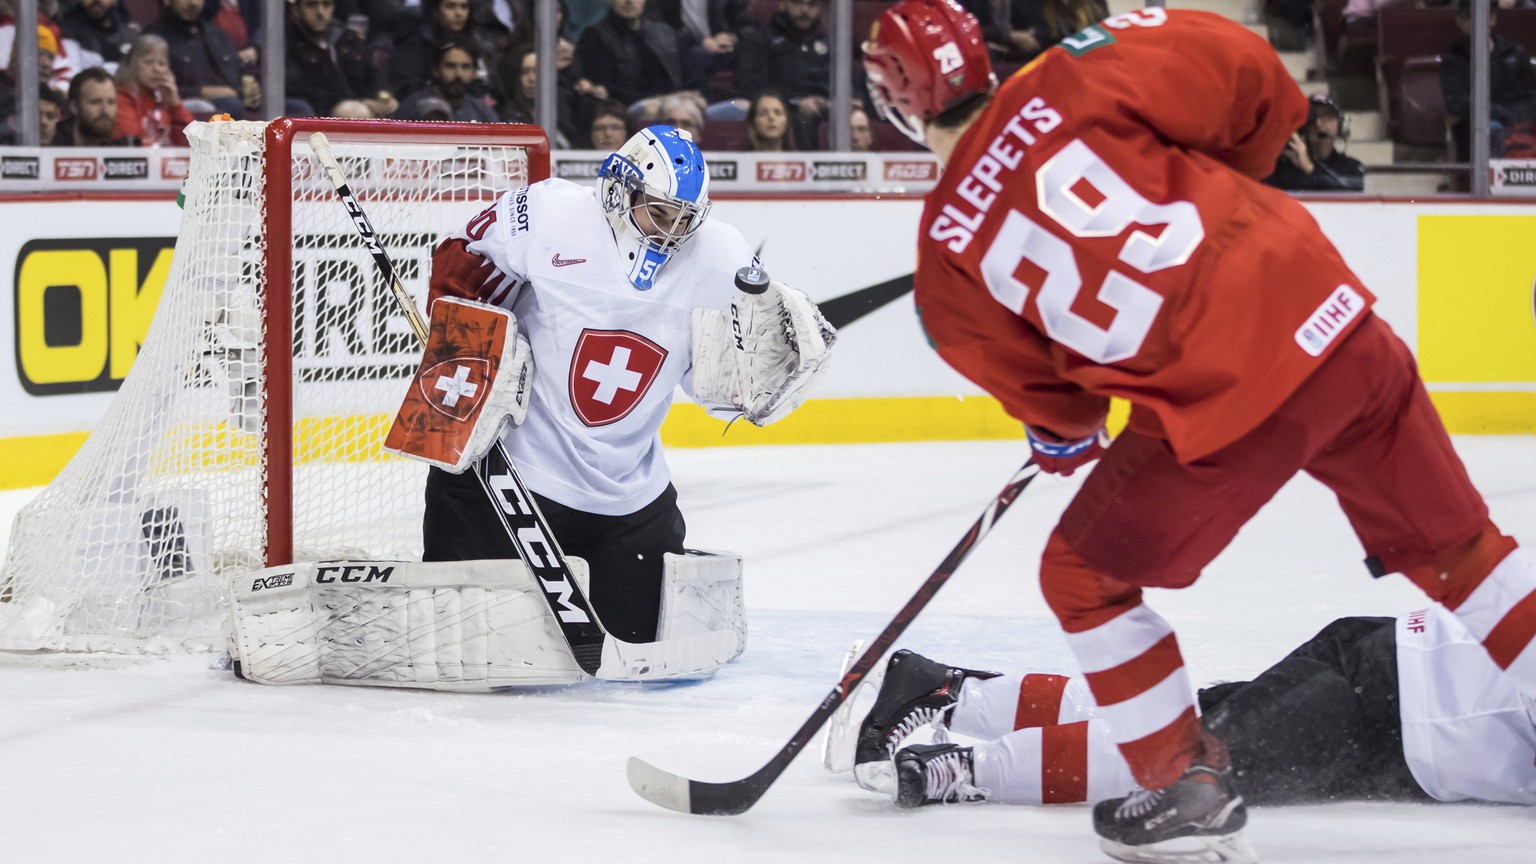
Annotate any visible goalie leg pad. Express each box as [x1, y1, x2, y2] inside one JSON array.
[[656, 549, 746, 659], [228, 558, 593, 690]]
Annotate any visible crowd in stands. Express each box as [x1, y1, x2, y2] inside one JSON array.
[[0, 0, 1531, 172], [1, 0, 931, 150]]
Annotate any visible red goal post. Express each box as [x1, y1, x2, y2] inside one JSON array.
[[0, 118, 549, 654]]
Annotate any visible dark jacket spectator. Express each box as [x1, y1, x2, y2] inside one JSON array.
[[1264, 95, 1366, 192], [575, 0, 686, 107], [396, 41, 497, 121], [0, 80, 63, 145], [494, 45, 588, 143], [146, 0, 250, 116], [58, 0, 140, 67], [733, 3, 829, 103], [389, 0, 488, 100], [644, 0, 748, 100], [1002, 0, 1110, 63], [1441, 32, 1536, 160], [56, 66, 135, 145], [285, 0, 388, 116]]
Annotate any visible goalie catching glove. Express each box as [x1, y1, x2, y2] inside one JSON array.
[[385, 296, 533, 472], [691, 280, 837, 426]]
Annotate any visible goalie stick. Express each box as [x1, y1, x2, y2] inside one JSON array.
[[307, 132, 737, 680], [627, 459, 1042, 815]]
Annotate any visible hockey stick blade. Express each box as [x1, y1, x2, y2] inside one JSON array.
[[627, 461, 1042, 815]]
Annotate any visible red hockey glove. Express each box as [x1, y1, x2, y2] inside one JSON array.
[[1025, 425, 1108, 477]]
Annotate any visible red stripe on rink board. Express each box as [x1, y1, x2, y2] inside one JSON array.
[[1041, 721, 1090, 804], [1014, 674, 1070, 730], [1083, 634, 1184, 707], [1119, 706, 1202, 791], [1484, 587, 1536, 669]]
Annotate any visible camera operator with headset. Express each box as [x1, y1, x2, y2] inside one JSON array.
[[1265, 94, 1366, 192]]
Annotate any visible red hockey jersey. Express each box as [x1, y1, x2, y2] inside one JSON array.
[[914, 9, 1376, 461]]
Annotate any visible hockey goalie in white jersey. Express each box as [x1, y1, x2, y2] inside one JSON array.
[[227, 126, 835, 690]]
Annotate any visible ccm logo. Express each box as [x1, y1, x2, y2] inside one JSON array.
[[251, 573, 294, 591], [315, 564, 396, 583]]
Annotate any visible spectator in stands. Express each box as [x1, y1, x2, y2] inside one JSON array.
[[396, 41, 496, 121], [113, 33, 193, 145], [330, 97, 375, 117], [390, 0, 487, 102], [576, 0, 687, 107], [147, 0, 254, 117], [746, 89, 793, 151], [59, 0, 140, 69], [56, 65, 131, 144], [37, 82, 61, 142], [645, 0, 751, 100], [849, 103, 870, 151], [587, 96, 629, 148], [213, 0, 260, 70], [495, 46, 584, 144], [1264, 94, 1366, 191], [1, 20, 59, 82], [734, 0, 828, 123], [1002, 0, 1110, 63], [658, 90, 704, 139], [286, 0, 396, 117], [1442, 0, 1536, 160], [470, 0, 526, 81]]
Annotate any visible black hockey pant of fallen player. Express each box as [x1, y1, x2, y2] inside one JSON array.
[[422, 466, 686, 644], [1196, 616, 1432, 805]]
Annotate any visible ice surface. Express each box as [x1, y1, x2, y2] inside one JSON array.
[[2, 439, 1532, 863]]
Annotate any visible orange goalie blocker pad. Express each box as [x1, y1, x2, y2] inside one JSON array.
[[385, 297, 533, 472]]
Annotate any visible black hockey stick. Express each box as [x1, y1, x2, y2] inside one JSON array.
[[307, 132, 737, 680], [627, 459, 1042, 814]]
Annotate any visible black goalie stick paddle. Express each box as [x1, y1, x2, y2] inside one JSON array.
[[307, 132, 738, 680], [627, 459, 1043, 814]]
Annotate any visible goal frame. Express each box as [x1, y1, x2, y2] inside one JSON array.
[[260, 118, 550, 568]]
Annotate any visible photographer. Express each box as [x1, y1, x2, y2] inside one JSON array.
[[1265, 94, 1366, 192]]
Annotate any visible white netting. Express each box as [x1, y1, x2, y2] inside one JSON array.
[[0, 120, 534, 653]]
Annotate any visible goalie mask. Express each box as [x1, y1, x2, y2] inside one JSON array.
[[862, 0, 996, 147], [599, 125, 712, 290]]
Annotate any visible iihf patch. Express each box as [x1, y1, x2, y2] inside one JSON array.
[[1294, 285, 1365, 357]]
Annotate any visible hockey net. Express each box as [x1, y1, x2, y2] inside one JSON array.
[[0, 118, 549, 654]]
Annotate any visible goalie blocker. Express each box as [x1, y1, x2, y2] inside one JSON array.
[[227, 550, 747, 689]]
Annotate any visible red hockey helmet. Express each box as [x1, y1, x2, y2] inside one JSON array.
[[862, 0, 996, 146]]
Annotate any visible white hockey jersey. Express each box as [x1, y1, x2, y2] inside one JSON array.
[[430, 178, 757, 515], [1396, 605, 1536, 804]]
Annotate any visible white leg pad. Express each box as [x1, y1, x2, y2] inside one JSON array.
[[228, 559, 594, 690], [656, 549, 747, 660]]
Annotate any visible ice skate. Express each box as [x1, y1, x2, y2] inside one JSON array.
[[1093, 763, 1256, 864], [852, 650, 999, 794], [893, 743, 989, 808]]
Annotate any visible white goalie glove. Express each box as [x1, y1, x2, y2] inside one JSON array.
[[690, 280, 837, 426]]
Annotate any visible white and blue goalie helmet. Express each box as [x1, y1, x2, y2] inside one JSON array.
[[598, 125, 712, 290]]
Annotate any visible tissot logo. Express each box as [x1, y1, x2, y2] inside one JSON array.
[[813, 161, 867, 181], [2, 156, 39, 179], [103, 157, 149, 180], [54, 158, 97, 180]]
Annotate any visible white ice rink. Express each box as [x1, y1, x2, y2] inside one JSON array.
[[2, 438, 1533, 863]]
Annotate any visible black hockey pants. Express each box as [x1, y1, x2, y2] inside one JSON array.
[[1197, 616, 1431, 805], [422, 466, 686, 644]]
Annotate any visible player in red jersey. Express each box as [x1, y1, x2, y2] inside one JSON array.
[[863, 3, 1536, 862]]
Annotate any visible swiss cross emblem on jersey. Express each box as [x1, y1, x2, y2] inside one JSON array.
[[418, 358, 491, 421], [568, 329, 667, 426]]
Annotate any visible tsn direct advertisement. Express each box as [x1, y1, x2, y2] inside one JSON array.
[[3, 189, 1536, 490]]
